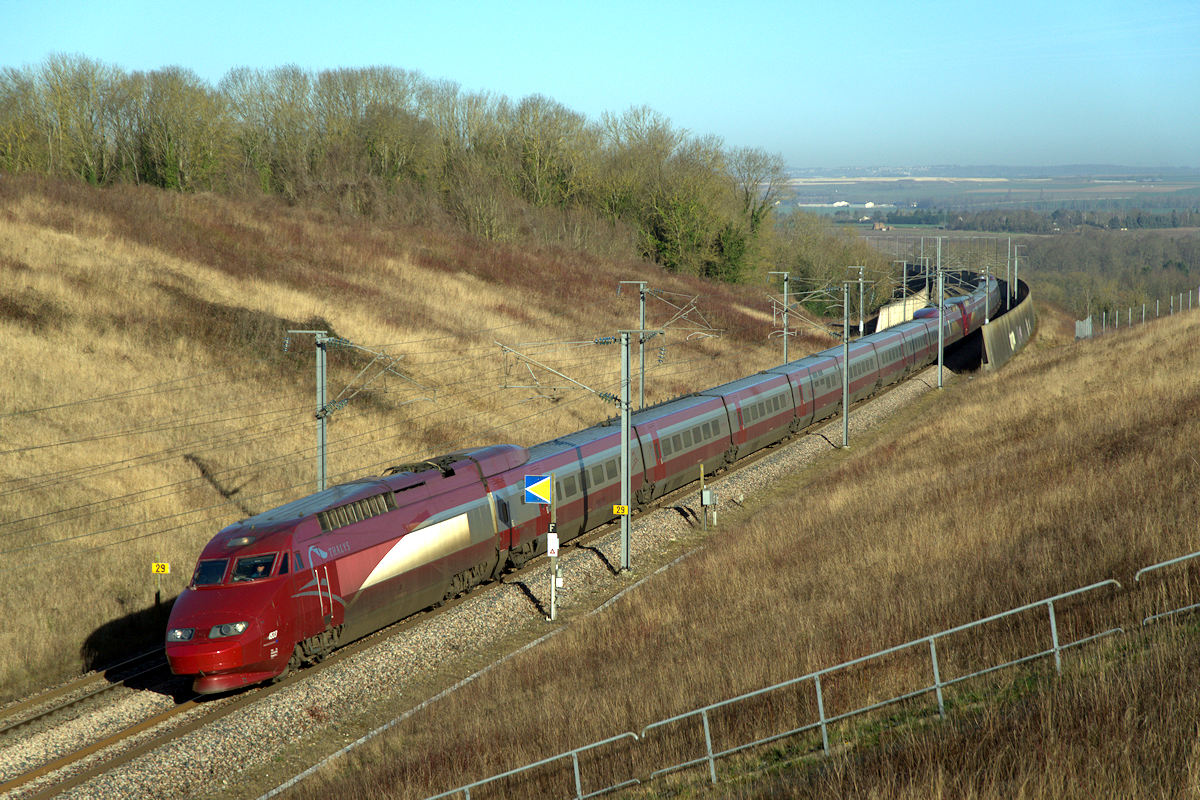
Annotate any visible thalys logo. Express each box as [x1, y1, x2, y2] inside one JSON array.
[[307, 541, 350, 565]]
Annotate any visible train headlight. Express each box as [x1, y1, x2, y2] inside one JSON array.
[[167, 628, 194, 642], [209, 621, 249, 639]]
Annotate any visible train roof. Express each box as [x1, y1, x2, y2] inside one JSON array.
[[699, 371, 787, 397], [525, 393, 722, 461], [235, 478, 385, 530], [526, 423, 617, 461]]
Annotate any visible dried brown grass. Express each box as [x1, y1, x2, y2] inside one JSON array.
[[0, 175, 804, 700], [288, 304, 1200, 799]]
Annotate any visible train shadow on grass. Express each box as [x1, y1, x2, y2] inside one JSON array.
[[81, 594, 197, 701]]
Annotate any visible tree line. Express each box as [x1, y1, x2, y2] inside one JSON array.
[[1025, 228, 1200, 319], [0, 55, 821, 284], [880, 207, 1200, 233]]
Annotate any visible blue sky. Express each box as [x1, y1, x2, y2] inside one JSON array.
[[2, 0, 1197, 167]]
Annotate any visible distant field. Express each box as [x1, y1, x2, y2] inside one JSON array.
[[785, 175, 1200, 210]]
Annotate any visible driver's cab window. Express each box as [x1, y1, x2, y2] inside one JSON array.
[[232, 553, 276, 582]]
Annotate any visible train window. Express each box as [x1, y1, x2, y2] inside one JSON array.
[[662, 438, 672, 457], [556, 481, 563, 501], [672, 434, 683, 452], [232, 554, 276, 583], [591, 465, 604, 486], [278, 552, 289, 576], [683, 429, 693, 447], [193, 559, 228, 587], [496, 498, 511, 528], [564, 476, 577, 497], [693, 425, 702, 442], [701, 421, 711, 438], [606, 459, 618, 480]]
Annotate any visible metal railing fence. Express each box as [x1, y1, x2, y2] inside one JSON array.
[[423, 732, 640, 800], [424, 579, 1124, 798], [1135, 549, 1200, 626], [639, 579, 1122, 785]]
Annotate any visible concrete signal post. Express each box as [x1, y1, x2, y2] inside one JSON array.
[[618, 328, 662, 572], [768, 271, 791, 364], [937, 238, 945, 390], [286, 329, 351, 491], [842, 282, 850, 449]]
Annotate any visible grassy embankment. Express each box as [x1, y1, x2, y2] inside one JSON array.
[[286, 294, 1200, 799], [0, 176, 818, 702]]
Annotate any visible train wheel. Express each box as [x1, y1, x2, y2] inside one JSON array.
[[272, 645, 303, 683], [507, 540, 536, 570], [441, 571, 469, 604]]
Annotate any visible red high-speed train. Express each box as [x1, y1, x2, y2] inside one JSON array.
[[166, 277, 1001, 693]]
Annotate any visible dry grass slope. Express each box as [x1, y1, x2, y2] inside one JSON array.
[[0, 176, 814, 700], [286, 303, 1200, 799]]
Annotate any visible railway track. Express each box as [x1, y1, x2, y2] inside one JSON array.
[[0, 355, 965, 799], [0, 650, 169, 739], [0, 542, 582, 799]]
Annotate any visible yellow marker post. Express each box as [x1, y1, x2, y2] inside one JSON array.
[[152, 562, 170, 607], [613, 504, 629, 516]]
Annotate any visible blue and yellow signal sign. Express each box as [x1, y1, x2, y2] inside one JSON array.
[[524, 474, 552, 505]]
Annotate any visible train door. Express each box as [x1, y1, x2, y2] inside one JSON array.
[[297, 538, 345, 633], [488, 484, 513, 557], [649, 431, 666, 488]]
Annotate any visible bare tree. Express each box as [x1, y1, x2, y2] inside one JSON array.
[[728, 146, 786, 232]]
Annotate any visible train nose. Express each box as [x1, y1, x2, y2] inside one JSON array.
[[165, 615, 259, 674]]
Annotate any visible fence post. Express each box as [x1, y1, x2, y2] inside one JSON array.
[[572, 752, 583, 799], [814, 674, 830, 755], [700, 709, 717, 784], [1047, 600, 1062, 674], [929, 637, 946, 718]]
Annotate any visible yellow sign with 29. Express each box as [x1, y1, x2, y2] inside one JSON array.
[[151, 562, 170, 575], [612, 505, 629, 516]]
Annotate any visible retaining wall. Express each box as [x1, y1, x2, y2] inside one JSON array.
[[982, 281, 1034, 371]]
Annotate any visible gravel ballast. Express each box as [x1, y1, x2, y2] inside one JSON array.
[[0, 366, 950, 800]]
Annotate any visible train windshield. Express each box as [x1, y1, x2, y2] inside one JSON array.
[[232, 554, 276, 583], [193, 559, 228, 587]]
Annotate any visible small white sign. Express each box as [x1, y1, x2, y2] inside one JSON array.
[[547, 532, 560, 558]]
